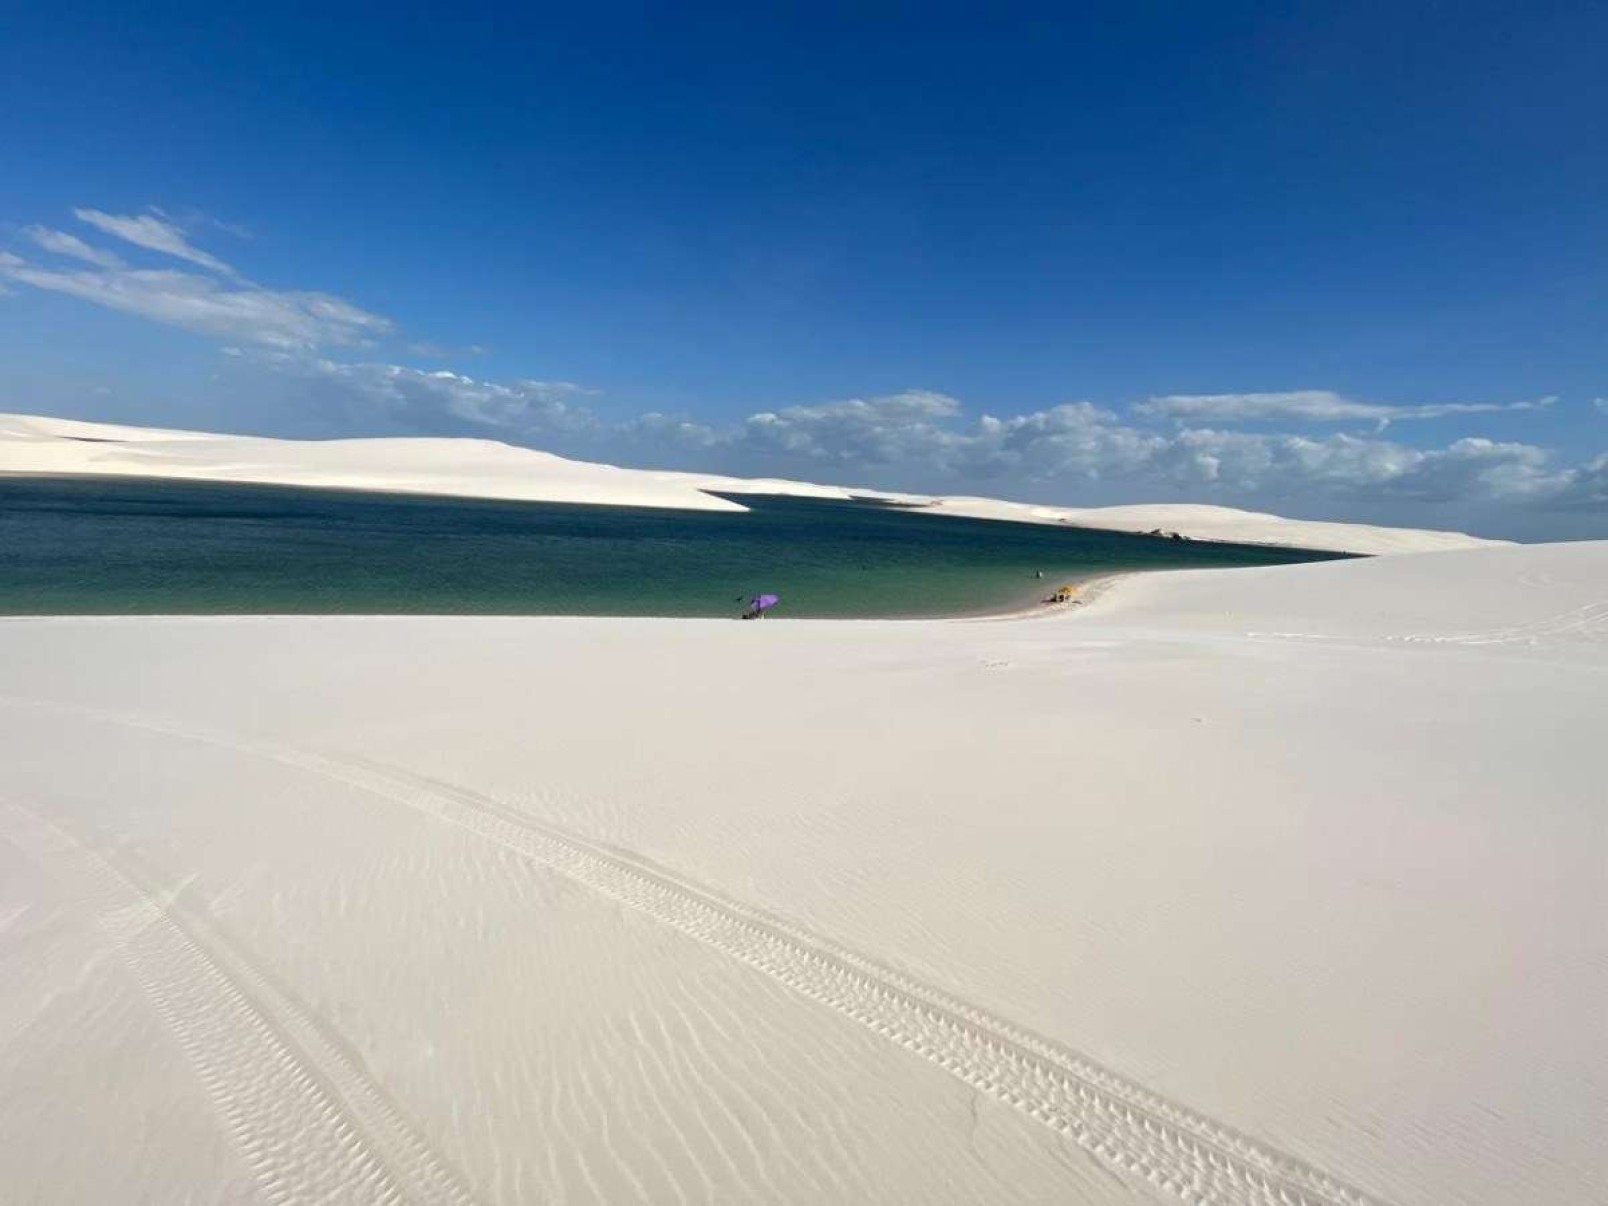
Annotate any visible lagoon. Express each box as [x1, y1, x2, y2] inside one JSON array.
[[0, 475, 1345, 618]]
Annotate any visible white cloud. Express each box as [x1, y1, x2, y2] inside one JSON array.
[[25, 226, 126, 269], [721, 398, 1565, 503], [286, 358, 600, 432], [1401, 438, 1571, 502], [1145, 429, 1571, 502], [740, 391, 966, 464], [691, 394, 1592, 509], [73, 207, 238, 276], [1559, 454, 1608, 507], [722, 392, 1165, 485], [1137, 390, 1552, 429], [0, 259, 391, 350], [7, 203, 1597, 528], [270, 365, 1596, 513], [958, 403, 1164, 482], [177, 209, 254, 241], [623, 412, 725, 449], [407, 341, 487, 358], [3, 208, 392, 351]]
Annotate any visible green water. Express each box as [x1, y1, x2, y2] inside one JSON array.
[[0, 475, 1346, 617]]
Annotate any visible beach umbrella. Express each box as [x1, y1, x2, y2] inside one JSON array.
[[748, 593, 780, 615]]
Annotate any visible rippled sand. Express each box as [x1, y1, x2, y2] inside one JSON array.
[[2, 540, 1602, 1204]]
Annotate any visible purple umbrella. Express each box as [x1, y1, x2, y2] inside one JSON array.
[[745, 593, 780, 617]]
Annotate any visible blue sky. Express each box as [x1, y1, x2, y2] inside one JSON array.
[[2, 2, 1605, 538]]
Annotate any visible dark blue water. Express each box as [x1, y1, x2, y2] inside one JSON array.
[[0, 475, 1347, 617]]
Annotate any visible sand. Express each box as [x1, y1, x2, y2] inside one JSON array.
[[1, 539, 1603, 1204], [0, 412, 748, 513], [907, 498, 1506, 556], [0, 412, 1503, 555]]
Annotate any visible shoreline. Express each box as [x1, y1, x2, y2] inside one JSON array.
[[0, 570, 1138, 626], [942, 571, 1133, 623], [0, 595, 1115, 625]]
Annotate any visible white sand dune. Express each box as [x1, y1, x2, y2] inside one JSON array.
[[1, 540, 1603, 1203], [909, 497, 1504, 556], [0, 411, 1502, 554], [0, 411, 748, 513]]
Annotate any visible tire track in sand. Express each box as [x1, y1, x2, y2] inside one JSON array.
[[0, 798, 476, 1206], [0, 697, 1384, 1206]]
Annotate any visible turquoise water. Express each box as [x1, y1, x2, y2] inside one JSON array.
[[0, 475, 1347, 618]]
